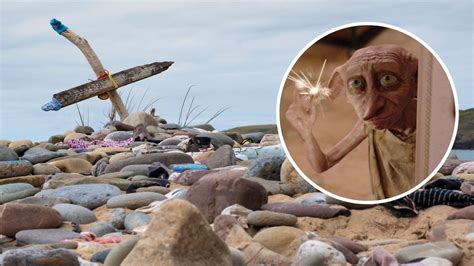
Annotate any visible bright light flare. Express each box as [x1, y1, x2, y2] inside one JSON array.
[[288, 59, 331, 102]]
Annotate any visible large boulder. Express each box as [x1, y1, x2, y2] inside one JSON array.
[[122, 199, 231, 265], [0, 160, 33, 178], [0, 203, 62, 237], [186, 174, 268, 222]]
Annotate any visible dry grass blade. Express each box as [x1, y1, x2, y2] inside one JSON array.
[[178, 85, 195, 125], [186, 106, 210, 126], [75, 104, 84, 126], [206, 106, 230, 124]]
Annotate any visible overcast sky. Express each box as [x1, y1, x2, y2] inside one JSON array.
[[1, 0, 473, 141]]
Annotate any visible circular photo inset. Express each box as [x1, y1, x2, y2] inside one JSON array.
[[277, 23, 458, 203]]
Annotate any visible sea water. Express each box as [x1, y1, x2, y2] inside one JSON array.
[[451, 149, 474, 160]]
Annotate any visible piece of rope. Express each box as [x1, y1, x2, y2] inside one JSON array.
[[97, 70, 118, 89], [106, 70, 118, 89]]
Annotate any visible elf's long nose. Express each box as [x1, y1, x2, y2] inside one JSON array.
[[363, 92, 384, 121]]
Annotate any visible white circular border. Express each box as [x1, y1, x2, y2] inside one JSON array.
[[276, 22, 459, 205]]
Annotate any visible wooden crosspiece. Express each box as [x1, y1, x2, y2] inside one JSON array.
[[41, 19, 173, 120]]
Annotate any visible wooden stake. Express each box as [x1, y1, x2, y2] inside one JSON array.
[[51, 19, 130, 119], [43, 62, 173, 110]]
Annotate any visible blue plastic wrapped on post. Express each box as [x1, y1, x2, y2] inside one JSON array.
[[171, 164, 208, 173], [50, 18, 68, 34], [41, 98, 62, 111]]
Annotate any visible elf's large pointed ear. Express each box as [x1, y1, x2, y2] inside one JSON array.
[[327, 65, 346, 100]]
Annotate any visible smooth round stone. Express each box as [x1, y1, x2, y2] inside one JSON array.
[[123, 112, 158, 127], [124, 212, 151, 231], [394, 241, 463, 265], [74, 125, 94, 135], [158, 137, 183, 146], [280, 158, 318, 194], [159, 123, 181, 130], [223, 131, 243, 143], [48, 134, 65, 144], [109, 152, 134, 164], [8, 140, 33, 149], [295, 240, 346, 265], [91, 128, 114, 140], [104, 236, 140, 266], [49, 158, 92, 174], [104, 152, 194, 173], [166, 188, 188, 199], [0, 160, 33, 178], [0, 183, 34, 194], [104, 131, 133, 142], [44, 175, 131, 191], [16, 196, 71, 207], [33, 163, 62, 175], [253, 226, 306, 257], [99, 171, 134, 179], [110, 208, 126, 229], [91, 249, 111, 263], [36, 184, 121, 209], [196, 132, 235, 148], [107, 192, 166, 210], [0, 203, 63, 237], [245, 177, 294, 195], [129, 175, 148, 181], [89, 221, 116, 237], [247, 210, 297, 226], [295, 192, 327, 205], [247, 156, 285, 181], [53, 203, 97, 224], [186, 174, 268, 223], [206, 145, 236, 169], [262, 202, 350, 218], [0, 185, 40, 204], [15, 229, 80, 245], [146, 125, 165, 134], [136, 186, 170, 194], [191, 124, 215, 131], [453, 161, 474, 175], [420, 257, 453, 266], [121, 164, 152, 176], [64, 132, 89, 143], [0, 175, 46, 188], [0, 146, 19, 161], [2, 248, 79, 266], [21, 147, 63, 164], [242, 132, 265, 143]]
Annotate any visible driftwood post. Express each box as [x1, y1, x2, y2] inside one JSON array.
[[42, 19, 173, 119]]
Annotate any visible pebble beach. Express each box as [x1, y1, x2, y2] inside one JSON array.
[[0, 111, 473, 265]]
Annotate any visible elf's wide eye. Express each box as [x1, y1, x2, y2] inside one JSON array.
[[348, 77, 366, 94], [380, 73, 399, 87]]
